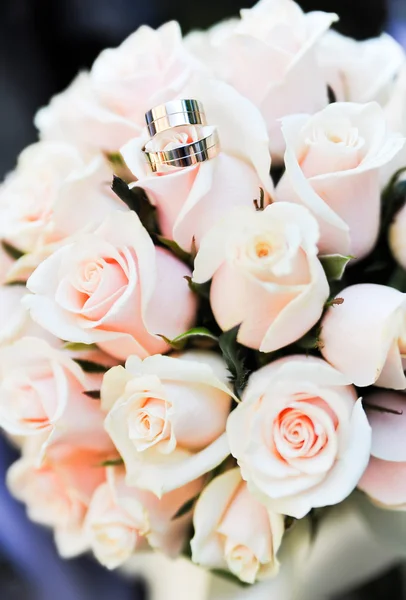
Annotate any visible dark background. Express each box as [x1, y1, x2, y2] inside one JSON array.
[[0, 0, 404, 598]]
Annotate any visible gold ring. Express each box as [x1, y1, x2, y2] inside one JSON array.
[[145, 99, 206, 137], [143, 127, 220, 172]]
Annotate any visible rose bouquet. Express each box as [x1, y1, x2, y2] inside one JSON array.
[[2, 0, 406, 593]]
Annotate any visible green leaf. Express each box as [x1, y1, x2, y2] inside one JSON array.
[[101, 458, 124, 467], [158, 327, 218, 350], [296, 325, 323, 351], [387, 266, 406, 292], [106, 152, 125, 167], [381, 169, 406, 232], [253, 187, 265, 211], [319, 254, 353, 281], [155, 235, 191, 264], [172, 495, 199, 520], [63, 342, 98, 352], [111, 176, 157, 234], [218, 325, 249, 398], [184, 276, 211, 300], [74, 359, 108, 373], [83, 390, 101, 400], [1, 241, 24, 261]]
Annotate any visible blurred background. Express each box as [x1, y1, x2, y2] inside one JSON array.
[[0, 0, 405, 598]]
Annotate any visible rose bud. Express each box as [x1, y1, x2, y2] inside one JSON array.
[[191, 468, 284, 584], [321, 284, 406, 389], [359, 391, 406, 510], [276, 102, 404, 259], [193, 203, 329, 352]]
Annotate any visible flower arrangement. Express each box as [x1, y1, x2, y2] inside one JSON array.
[[2, 0, 406, 588]]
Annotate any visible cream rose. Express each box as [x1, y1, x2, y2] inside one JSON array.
[[86, 466, 203, 569], [35, 22, 204, 154], [227, 356, 371, 518], [0, 337, 112, 456], [276, 102, 404, 259], [0, 141, 123, 256], [191, 468, 284, 583], [0, 285, 30, 346], [186, 0, 337, 159], [24, 211, 197, 361], [193, 203, 329, 352], [7, 441, 107, 557], [121, 78, 273, 252], [318, 31, 404, 104], [321, 284, 406, 389], [102, 351, 234, 496], [358, 391, 406, 510]]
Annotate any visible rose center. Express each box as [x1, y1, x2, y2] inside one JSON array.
[[255, 241, 272, 258], [225, 541, 259, 581], [273, 406, 327, 460], [127, 397, 169, 451]]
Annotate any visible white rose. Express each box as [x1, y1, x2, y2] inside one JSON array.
[[102, 351, 234, 496], [121, 77, 274, 252], [193, 203, 329, 352], [0, 142, 122, 255], [318, 30, 404, 104], [24, 211, 197, 361], [227, 355, 372, 518], [36, 23, 205, 154], [276, 102, 404, 258], [86, 466, 203, 569], [191, 468, 284, 584], [186, 0, 337, 159]]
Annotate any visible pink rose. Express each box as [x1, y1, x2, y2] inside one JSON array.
[[276, 102, 404, 259], [35, 23, 204, 154], [121, 78, 273, 252], [0, 142, 123, 256], [321, 284, 406, 389], [191, 468, 284, 583], [24, 211, 197, 361], [186, 0, 337, 160], [102, 351, 234, 496], [86, 466, 203, 569], [0, 285, 31, 346], [358, 391, 406, 510], [7, 441, 107, 557], [318, 31, 404, 104], [227, 356, 371, 518], [193, 203, 329, 352], [0, 337, 112, 455], [0, 283, 59, 347]]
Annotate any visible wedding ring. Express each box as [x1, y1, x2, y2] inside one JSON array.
[[145, 99, 206, 137], [143, 127, 220, 172]]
